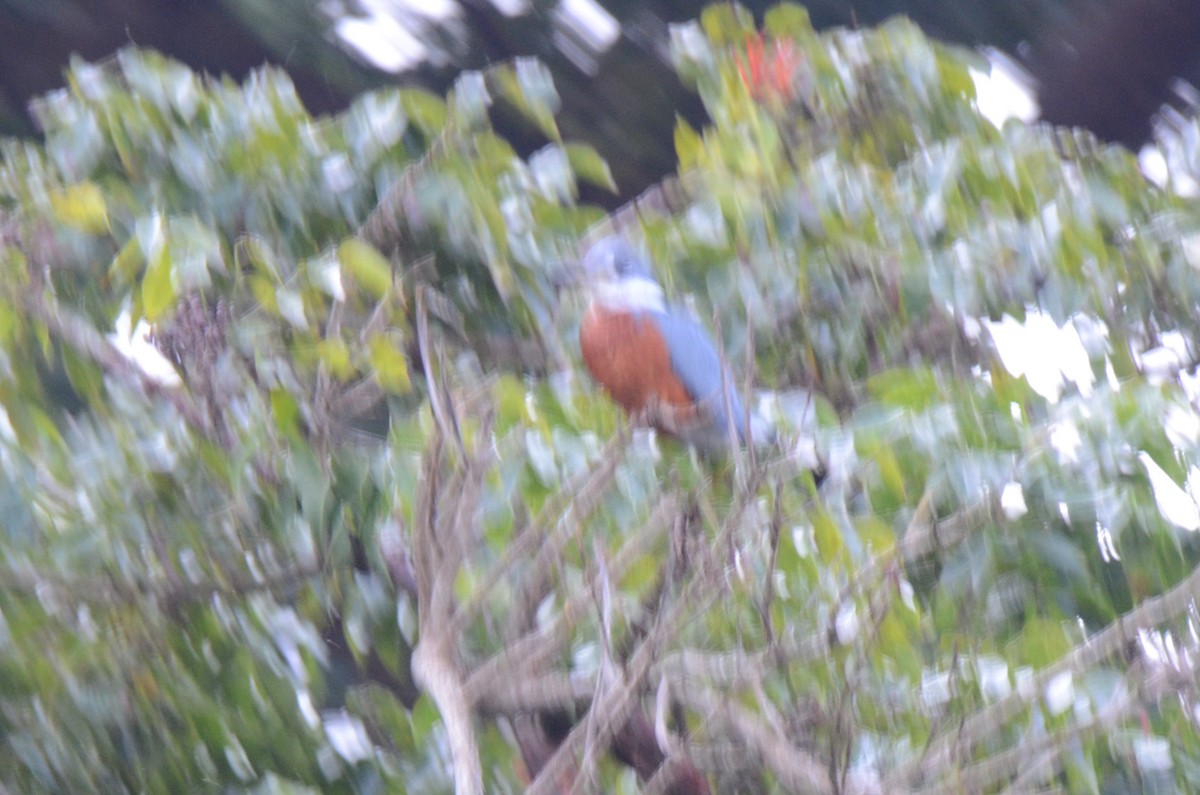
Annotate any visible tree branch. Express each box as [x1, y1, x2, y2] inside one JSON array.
[[688, 686, 838, 795], [411, 635, 483, 795], [464, 490, 679, 705]]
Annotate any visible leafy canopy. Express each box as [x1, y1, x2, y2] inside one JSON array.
[[3, 3, 1200, 793]]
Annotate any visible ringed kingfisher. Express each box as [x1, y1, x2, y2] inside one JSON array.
[[575, 236, 754, 453]]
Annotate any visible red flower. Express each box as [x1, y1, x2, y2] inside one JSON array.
[[736, 33, 799, 102]]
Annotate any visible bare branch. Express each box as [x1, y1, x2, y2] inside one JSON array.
[[641, 750, 711, 795], [527, 594, 675, 795], [688, 687, 838, 795], [410, 432, 444, 624], [464, 491, 679, 704], [408, 405, 494, 795], [411, 636, 483, 795], [476, 671, 592, 715], [526, 473, 763, 793], [327, 376, 384, 422], [416, 285, 465, 459]]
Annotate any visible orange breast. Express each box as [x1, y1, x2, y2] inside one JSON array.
[[580, 306, 694, 420]]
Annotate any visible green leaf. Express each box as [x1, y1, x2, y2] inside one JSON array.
[[872, 445, 908, 503], [701, 4, 754, 47], [48, 181, 108, 233], [316, 338, 355, 380], [494, 374, 530, 432], [141, 236, 175, 321], [620, 553, 660, 594], [937, 53, 976, 99], [249, 274, 278, 314], [399, 88, 447, 136], [494, 59, 560, 140], [240, 235, 283, 283], [61, 347, 104, 405], [674, 117, 703, 172], [0, 300, 17, 348], [764, 3, 814, 39], [878, 612, 921, 679], [270, 388, 301, 438], [338, 238, 392, 299], [108, 234, 144, 288], [867, 368, 940, 410], [1017, 617, 1071, 668], [514, 58, 560, 127], [855, 516, 896, 556], [565, 144, 616, 192], [368, 333, 411, 394], [410, 695, 439, 746], [813, 509, 844, 567]]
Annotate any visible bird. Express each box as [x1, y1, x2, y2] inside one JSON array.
[[576, 236, 752, 453]]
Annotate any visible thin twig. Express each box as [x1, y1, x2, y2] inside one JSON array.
[[464, 491, 679, 704], [528, 470, 764, 793], [416, 285, 465, 459], [688, 687, 838, 794]]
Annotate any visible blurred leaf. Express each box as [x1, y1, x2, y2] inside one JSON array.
[[812, 509, 844, 567], [368, 333, 411, 394], [674, 117, 703, 172], [338, 238, 392, 299], [513, 58, 560, 139], [494, 59, 560, 140], [240, 235, 284, 284], [316, 338, 355, 380], [48, 182, 108, 233], [140, 235, 175, 321], [108, 234, 144, 287], [494, 374, 530, 433], [937, 53, 975, 99], [410, 695, 439, 747], [1016, 617, 1072, 668], [764, 3, 814, 39], [271, 388, 301, 438], [399, 89, 447, 136], [565, 143, 616, 193], [701, 4, 755, 47], [249, 274, 279, 314], [451, 70, 491, 129], [275, 287, 308, 329], [867, 368, 940, 410], [878, 612, 921, 679]]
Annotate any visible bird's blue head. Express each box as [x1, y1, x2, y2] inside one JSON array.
[[581, 236, 664, 312], [582, 236, 657, 283]]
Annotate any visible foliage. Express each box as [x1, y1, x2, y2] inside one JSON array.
[[3, 3, 1200, 793]]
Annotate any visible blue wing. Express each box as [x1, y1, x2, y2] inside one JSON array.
[[649, 307, 748, 445]]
